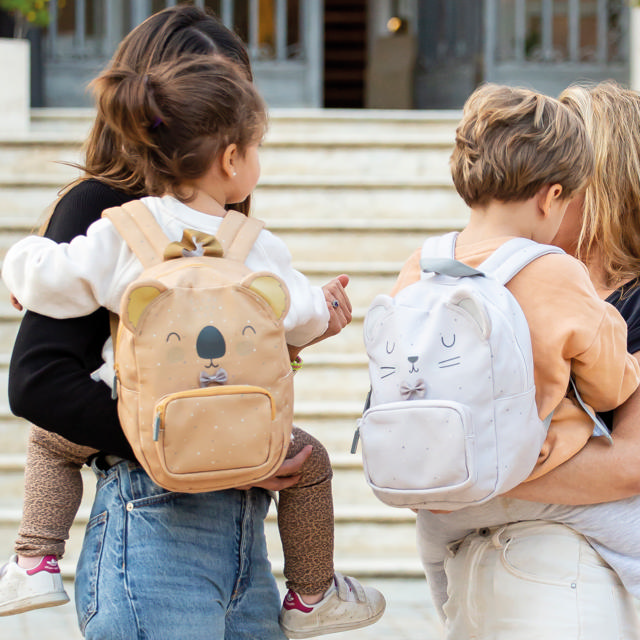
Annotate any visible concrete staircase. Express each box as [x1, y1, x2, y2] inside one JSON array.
[[0, 108, 465, 586]]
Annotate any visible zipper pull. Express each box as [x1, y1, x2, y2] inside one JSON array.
[[350, 421, 361, 454], [153, 414, 161, 441], [111, 372, 118, 400]]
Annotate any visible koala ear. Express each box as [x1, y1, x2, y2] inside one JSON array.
[[242, 273, 290, 321], [121, 282, 167, 333], [449, 289, 490, 339], [364, 295, 394, 344]]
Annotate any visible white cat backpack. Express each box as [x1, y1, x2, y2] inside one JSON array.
[[355, 232, 608, 511]]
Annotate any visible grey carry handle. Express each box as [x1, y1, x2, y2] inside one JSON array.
[[419, 232, 565, 285]]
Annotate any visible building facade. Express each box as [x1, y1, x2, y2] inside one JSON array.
[[1, 0, 633, 109]]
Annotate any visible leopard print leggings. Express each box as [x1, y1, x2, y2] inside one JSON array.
[[16, 424, 334, 595]]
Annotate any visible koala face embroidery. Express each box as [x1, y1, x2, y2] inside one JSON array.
[[120, 270, 291, 397]]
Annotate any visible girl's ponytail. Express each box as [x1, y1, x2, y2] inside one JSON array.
[[87, 54, 267, 201], [91, 68, 165, 152]]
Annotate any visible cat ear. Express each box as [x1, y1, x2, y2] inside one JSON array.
[[364, 295, 394, 344], [449, 289, 490, 339]]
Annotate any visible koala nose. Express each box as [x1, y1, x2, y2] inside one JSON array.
[[197, 326, 226, 360], [408, 356, 418, 363]]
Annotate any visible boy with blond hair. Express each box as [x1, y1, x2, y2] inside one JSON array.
[[390, 84, 640, 620]]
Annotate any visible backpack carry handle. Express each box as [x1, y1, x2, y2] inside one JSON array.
[[420, 257, 484, 278]]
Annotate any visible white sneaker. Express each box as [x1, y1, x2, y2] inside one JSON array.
[[279, 572, 386, 639], [0, 555, 70, 616]]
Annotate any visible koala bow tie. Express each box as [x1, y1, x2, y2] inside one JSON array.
[[199, 368, 228, 387]]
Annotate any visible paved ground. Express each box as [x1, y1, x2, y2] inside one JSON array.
[[1, 577, 444, 640]]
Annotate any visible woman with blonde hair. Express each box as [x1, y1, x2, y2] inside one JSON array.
[[401, 80, 640, 639]]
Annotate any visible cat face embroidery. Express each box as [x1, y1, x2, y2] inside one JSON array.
[[363, 289, 490, 405]]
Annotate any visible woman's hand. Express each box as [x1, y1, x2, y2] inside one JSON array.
[[10, 294, 22, 311], [236, 445, 313, 491]]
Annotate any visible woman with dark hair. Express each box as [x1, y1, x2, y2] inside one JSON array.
[[0, 7, 375, 639]]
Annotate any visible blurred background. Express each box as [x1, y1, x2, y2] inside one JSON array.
[[0, 1, 638, 638]]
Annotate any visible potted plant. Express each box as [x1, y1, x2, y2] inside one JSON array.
[[0, 1, 51, 131], [0, 0, 50, 38]]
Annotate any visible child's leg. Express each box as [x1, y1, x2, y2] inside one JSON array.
[[15, 425, 97, 560], [0, 426, 96, 616], [278, 427, 335, 596], [278, 427, 386, 638]]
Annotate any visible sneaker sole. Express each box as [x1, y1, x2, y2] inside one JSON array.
[[0, 591, 70, 616], [279, 607, 386, 639]]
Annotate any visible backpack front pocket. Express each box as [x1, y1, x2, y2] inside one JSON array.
[[360, 399, 477, 507], [153, 385, 276, 476]]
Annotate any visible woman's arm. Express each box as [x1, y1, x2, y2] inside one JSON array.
[[8, 180, 137, 457], [507, 352, 640, 504]]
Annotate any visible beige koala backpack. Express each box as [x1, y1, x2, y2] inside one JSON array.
[[102, 200, 294, 492]]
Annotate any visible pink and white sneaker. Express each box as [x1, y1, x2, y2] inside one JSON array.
[[0, 555, 69, 616], [279, 572, 386, 638]]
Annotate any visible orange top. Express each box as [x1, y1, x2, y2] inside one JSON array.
[[391, 237, 640, 480]]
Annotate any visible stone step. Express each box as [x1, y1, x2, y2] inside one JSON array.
[[29, 107, 461, 140], [0, 140, 455, 183], [0, 177, 467, 224]]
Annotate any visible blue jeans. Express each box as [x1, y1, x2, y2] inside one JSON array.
[[75, 459, 286, 640]]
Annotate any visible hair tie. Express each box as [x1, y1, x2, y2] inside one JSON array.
[[151, 116, 163, 129]]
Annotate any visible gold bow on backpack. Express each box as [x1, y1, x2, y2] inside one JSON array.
[[163, 229, 223, 260]]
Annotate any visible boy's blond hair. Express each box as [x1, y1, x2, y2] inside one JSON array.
[[560, 81, 640, 288], [451, 83, 593, 207]]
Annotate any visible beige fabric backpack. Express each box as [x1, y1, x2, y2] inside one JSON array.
[[103, 200, 294, 492]]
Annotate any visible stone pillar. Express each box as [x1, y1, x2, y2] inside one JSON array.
[[631, 6, 640, 92], [0, 38, 30, 133]]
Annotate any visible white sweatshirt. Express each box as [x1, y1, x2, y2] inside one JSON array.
[[2, 195, 330, 350]]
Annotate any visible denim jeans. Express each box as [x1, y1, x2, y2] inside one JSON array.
[[75, 458, 286, 640]]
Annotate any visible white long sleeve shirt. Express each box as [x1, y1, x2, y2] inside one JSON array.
[[3, 195, 329, 349]]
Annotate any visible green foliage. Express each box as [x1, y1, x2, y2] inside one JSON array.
[[0, 0, 50, 36]]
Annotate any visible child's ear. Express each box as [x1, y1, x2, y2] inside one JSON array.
[[221, 144, 238, 179], [538, 183, 564, 217]]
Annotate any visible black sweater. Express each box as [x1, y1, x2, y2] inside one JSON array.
[[8, 179, 137, 459]]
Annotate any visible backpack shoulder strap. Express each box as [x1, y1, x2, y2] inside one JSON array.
[[480, 238, 565, 285], [216, 210, 265, 262], [102, 200, 169, 269]]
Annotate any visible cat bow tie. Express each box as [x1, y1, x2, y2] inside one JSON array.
[[400, 379, 426, 400]]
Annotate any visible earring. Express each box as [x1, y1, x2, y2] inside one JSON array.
[[232, 171, 237, 177]]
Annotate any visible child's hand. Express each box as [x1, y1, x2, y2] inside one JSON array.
[[10, 294, 23, 311], [287, 275, 352, 358], [321, 274, 352, 338]]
